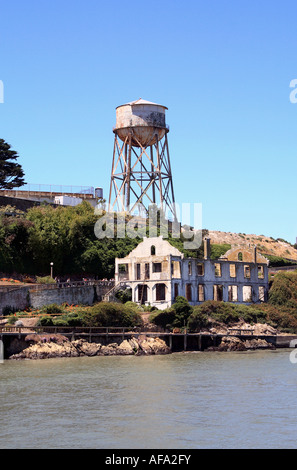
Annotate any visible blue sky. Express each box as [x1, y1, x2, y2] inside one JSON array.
[[0, 0, 296, 244]]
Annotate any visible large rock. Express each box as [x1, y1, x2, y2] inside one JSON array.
[[208, 335, 275, 352], [9, 335, 171, 360]]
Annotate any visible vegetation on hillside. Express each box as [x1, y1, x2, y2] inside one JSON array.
[[0, 202, 232, 277]]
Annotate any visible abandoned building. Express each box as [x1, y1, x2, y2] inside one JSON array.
[[114, 236, 269, 309]]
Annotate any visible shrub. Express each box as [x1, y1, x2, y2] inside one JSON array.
[[115, 288, 132, 303], [36, 316, 54, 326], [150, 308, 176, 330], [187, 307, 210, 332], [268, 271, 297, 307], [39, 303, 65, 314], [172, 296, 193, 328], [80, 302, 142, 328], [36, 276, 56, 284]]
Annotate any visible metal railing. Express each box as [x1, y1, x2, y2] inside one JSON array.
[[9, 184, 95, 196], [0, 325, 141, 335]]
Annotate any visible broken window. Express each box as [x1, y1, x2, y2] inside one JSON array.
[[118, 264, 129, 280], [215, 263, 222, 277], [259, 286, 265, 302], [229, 264, 236, 278], [228, 285, 238, 302], [186, 283, 192, 301], [258, 265, 264, 279], [156, 283, 166, 301], [244, 265, 251, 278], [198, 284, 205, 302], [152, 262, 162, 273], [138, 284, 148, 303], [213, 284, 223, 301], [197, 262, 204, 276], [243, 285, 252, 302]]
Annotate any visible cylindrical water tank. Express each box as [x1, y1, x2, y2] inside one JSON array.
[[114, 98, 168, 147], [95, 187, 103, 199]]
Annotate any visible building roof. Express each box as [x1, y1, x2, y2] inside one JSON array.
[[116, 98, 168, 110]]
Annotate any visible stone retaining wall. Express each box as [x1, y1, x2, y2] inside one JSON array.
[[0, 283, 113, 314]]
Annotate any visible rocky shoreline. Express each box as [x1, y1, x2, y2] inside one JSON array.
[[206, 335, 276, 352], [9, 334, 172, 360], [8, 328, 278, 360]]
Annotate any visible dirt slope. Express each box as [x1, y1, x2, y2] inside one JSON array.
[[208, 230, 297, 261]]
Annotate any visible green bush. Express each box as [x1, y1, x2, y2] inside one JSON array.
[[36, 276, 56, 284], [39, 303, 65, 314], [187, 307, 210, 332], [36, 316, 54, 326], [115, 288, 132, 303], [150, 308, 176, 330], [80, 302, 142, 328], [172, 296, 193, 328], [150, 297, 193, 330], [268, 271, 297, 307]]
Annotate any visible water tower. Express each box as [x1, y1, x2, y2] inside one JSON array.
[[108, 98, 177, 220]]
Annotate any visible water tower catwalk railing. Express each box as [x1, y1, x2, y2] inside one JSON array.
[[108, 99, 177, 221]]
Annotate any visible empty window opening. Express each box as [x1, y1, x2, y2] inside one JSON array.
[[244, 265, 251, 278], [186, 283, 192, 301], [197, 263, 204, 276], [228, 285, 238, 302], [198, 284, 205, 302], [119, 264, 129, 280], [213, 285, 223, 301], [258, 266, 264, 279], [215, 263, 222, 277], [156, 283, 166, 301], [153, 262, 162, 273], [174, 283, 179, 300], [151, 245, 156, 255], [188, 262, 192, 276], [138, 284, 148, 303], [238, 252, 243, 261], [136, 263, 141, 280], [259, 286, 265, 302], [145, 263, 150, 279], [243, 285, 252, 302], [171, 260, 181, 279], [229, 264, 236, 278]]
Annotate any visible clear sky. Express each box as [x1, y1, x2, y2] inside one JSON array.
[[0, 0, 296, 243]]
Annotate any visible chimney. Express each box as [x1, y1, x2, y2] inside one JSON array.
[[204, 238, 211, 260], [253, 245, 257, 264]]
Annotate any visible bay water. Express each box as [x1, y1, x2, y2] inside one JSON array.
[[1, 349, 297, 449]]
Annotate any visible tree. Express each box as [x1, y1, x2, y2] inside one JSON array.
[[0, 139, 25, 189]]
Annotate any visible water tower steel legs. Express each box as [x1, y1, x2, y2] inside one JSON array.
[[108, 130, 177, 220]]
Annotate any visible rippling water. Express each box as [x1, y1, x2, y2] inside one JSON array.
[[1, 350, 297, 449]]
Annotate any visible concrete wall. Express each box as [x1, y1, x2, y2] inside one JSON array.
[[0, 283, 113, 314], [0, 287, 30, 314], [29, 286, 96, 309]]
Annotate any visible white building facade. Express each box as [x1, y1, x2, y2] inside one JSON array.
[[115, 236, 269, 310]]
